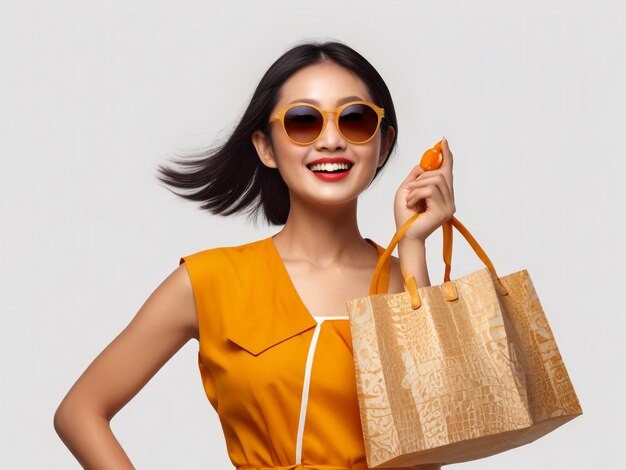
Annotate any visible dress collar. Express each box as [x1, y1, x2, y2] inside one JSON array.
[[224, 236, 388, 356]]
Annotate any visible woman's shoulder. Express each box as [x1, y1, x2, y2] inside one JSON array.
[[180, 236, 266, 261], [177, 236, 270, 279]]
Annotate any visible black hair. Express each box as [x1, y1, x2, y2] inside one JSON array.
[[155, 40, 398, 226]]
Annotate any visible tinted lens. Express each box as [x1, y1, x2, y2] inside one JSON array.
[[338, 104, 380, 142], [283, 105, 323, 143]]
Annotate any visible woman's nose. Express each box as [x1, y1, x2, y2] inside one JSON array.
[[315, 113, 346, 150]]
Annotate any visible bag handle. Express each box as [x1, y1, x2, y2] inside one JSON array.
[[369, 213, 508, 308]]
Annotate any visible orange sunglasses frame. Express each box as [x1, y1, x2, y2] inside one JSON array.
[[268, 100, 385, 145]]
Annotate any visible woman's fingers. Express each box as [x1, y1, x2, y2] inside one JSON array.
[[406, 183, 444, 209], [440, 137, 454, 199], [441, 137, 453, 167], [405, 173, 454, 211]]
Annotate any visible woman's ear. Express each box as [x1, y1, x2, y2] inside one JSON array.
[[377, 125, 396, 168], [252, 130, 278, 169]]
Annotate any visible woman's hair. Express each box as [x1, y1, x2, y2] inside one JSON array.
[[155, 40, 398, 226]]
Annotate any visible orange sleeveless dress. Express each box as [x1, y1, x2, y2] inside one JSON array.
[[179, 235, 393, 470]]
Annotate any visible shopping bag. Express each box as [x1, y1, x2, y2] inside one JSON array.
[[346, 213, 583, 467]]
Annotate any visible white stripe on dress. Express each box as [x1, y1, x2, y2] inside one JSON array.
[[294, 315, 349, 464]]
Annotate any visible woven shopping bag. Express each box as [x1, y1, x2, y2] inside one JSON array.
[[346, 213, 583, 468]]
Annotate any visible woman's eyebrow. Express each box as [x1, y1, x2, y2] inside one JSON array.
[[287, 95, 364, 106]]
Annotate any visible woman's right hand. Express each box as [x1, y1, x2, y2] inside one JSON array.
[[393, 137, 456, 243]]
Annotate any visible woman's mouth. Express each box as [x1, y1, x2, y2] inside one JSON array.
[[306, 162, 353, 182]]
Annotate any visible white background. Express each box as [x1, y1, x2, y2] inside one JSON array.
[[2, 0, 625, 468]]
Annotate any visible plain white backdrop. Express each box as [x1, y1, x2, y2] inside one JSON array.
[[2, 0, 625, 468]]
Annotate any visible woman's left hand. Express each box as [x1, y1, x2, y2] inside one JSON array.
[[393, 137, 456, 242]]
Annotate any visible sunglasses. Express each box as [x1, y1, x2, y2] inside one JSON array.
[[268, 100, 385, 145]]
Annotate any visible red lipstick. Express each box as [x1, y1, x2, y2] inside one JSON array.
[[306, 157, 354, 182]]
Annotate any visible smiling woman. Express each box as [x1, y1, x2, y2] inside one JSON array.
[[155, 42, 399, 226], [54, 40, 454, 470]]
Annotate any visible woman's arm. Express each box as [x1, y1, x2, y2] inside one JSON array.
[[398, 239, 431, 288], [53, 263, 199, 469], [394, 138, 455, 291]]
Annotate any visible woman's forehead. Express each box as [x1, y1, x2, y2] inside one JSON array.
[[276, 63, 372, 106]]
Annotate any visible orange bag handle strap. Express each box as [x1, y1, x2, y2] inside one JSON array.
[[369, 214, 508, 299], [369, 211, 422, 295], [443, 218, 453, 282]]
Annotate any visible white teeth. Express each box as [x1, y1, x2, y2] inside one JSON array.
[[309, 162, 352, 172]]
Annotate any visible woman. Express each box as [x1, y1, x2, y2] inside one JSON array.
[[54, 40, 455, 469]]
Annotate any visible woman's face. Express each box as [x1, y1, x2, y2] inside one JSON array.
[[252, 61, 395, 207]]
